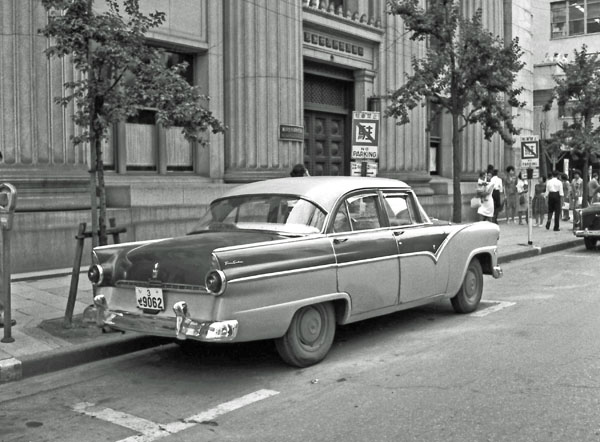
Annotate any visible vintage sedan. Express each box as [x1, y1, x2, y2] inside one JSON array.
[[574, 203, 600, 249], [89, 176, 502, 367]]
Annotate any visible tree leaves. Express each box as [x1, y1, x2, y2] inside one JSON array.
[[545, 44, 600, 205], [386, 0, 525, 222], [39, 0, 225, 146]]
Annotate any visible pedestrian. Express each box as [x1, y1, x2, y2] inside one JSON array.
[[504, 166, 518, 223], [588, 171, 599, 204], [561, 173, 571, 221], [290, 164, 309, 177], [571, 170, 583, 210], [516, 171, 528, 224], [476, 171, 494, 221], [545, 170, 564, 231], [490, 169, 504, 224], [532, 175, 546, 227]]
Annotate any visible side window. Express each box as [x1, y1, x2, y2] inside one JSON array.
[[346, 194, 382, 231], [382, 193, 423, 226]]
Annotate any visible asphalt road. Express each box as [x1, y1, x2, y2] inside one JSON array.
[[1, 245, 600, 442]]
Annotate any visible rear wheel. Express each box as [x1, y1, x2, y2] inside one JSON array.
[[275, 303, 336, 367], [451, 259, 483, 314], [584, 237, 598, 250]]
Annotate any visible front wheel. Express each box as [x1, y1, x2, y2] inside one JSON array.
[[584, 237, 598, 250], [451, 259, 483, 314], [275, 303, 336, 367]]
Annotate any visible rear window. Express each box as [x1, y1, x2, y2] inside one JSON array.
[[192, 194, 326, 234]]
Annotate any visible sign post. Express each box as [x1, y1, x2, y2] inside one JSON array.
[[350, 111, 379, 177], [518, 136, 540, 246]]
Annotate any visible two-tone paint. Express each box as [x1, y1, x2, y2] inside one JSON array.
[[90, 176, 502, 346]]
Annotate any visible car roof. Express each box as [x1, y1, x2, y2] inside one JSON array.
[[220, 176, 410, 211]]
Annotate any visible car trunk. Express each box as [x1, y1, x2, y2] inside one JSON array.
[[118, 231, 283, 286]]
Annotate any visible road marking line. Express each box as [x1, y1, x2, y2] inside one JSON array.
[[471, 301, 516, 317], [73, 389, 279, 442], [73, 402, 165, 435]]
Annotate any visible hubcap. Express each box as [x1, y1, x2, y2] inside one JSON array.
[[465, 269, 479, 299], [298, 307, 323, 346]]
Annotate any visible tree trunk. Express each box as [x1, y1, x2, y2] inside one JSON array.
[[87, 0, 99, 248], [452, 113, 462, 223], [96, 137, 108, 245]]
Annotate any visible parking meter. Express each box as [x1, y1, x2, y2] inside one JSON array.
[[0, 183, 17, 230], [0, 183, 17, 343]]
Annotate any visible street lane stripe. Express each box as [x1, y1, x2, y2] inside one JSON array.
[[73, 389, 279, 442], [471, 300, 516, 317], [73, 402, 165, 434]]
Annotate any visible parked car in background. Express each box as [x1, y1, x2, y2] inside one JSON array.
[[574, 203, 600, 250], [89, 176, 503, 367]]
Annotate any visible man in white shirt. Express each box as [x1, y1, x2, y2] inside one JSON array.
[[489, 169, 504, 224], [545, 170, 564, 231]]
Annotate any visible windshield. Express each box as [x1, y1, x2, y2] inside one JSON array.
[[191, 194, 327, 235]]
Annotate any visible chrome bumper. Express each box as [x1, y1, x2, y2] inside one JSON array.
[[573, 229, 600, 238], [492, 266, 503, 279], [93, 295, 238, 342]]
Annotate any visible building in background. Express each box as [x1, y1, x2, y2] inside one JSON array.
[[533, 0, 600, 175], [0, 0, 529, 272]]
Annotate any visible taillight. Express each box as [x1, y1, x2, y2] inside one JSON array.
[[205, 270, 226, 296], [88, 264, 104, 285]]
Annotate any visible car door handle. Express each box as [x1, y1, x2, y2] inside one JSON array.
[[393, 230, 405, 236], [333, 238, 348, 244]]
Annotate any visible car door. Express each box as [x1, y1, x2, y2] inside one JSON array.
[[381, 191, 450, 303], [329, 192, 400, 316]]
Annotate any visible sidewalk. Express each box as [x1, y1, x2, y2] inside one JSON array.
[[0, 221, 584, 383]]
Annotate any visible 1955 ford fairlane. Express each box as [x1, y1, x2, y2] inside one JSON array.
[[89, 176, 503, 367]]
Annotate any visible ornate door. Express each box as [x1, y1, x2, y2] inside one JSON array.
[[303, 112, 346, 176]]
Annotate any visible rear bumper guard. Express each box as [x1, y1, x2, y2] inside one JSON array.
[[93, 295, 238, 342], [574, 229, 600, 238], [492, 266, 503, 279]]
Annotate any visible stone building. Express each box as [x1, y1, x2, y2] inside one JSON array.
[[0, 0, 530, 272], [532, 0, 600, 175]]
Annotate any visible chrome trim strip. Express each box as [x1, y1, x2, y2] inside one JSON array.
[[227, 263, 338, 284], [336, 254, 401, 267], [213, 234, 327, 253], [94, 237, 170, 250], [115, 280, 209, 293]]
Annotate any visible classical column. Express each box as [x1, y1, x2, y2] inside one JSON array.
[[374, 9, 432, 194], [222, 0, 303, 182], [0, 0, 89, 210]]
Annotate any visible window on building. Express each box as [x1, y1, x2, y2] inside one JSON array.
[[552, 2, 567, 37], [123, 48, 197, 173], [588, 0, 600, 33], [551, 0, 600, 37]]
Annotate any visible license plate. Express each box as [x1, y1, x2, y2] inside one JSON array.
[[135, 287, 165, 311]]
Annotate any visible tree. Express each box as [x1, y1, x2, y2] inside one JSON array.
[[540, 137, 568, 178], [544, 45, 600, 207], [40, 0, 225, 246], [386, 0, 525, 223]]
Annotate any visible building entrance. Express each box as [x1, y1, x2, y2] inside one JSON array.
[[303, 112, 346, 176], [303, 69, 352, 176]]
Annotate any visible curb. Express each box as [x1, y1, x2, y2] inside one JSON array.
[[0, 334, 169, 383], [498, 238, 582, 264], [0, 237, 585, 384]]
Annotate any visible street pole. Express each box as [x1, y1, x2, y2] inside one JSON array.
[[527, 176, 533, 246]]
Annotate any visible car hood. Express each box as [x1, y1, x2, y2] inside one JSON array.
[[116, 230, 284, 286]]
